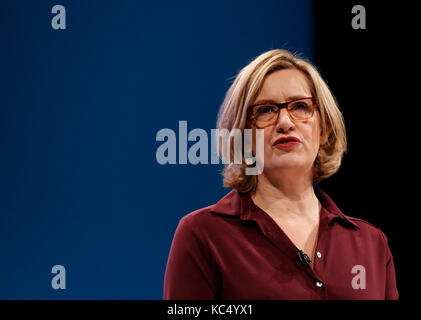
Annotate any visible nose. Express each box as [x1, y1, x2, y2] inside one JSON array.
[[275, 108, 295, 133]]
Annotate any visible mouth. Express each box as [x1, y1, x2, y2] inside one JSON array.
[[273, 136, 301, 148]]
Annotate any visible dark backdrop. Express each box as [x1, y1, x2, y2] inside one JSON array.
[[314, 1, 413, 301]]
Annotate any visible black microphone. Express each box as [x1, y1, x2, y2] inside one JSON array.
[[296, 250, 312, 268]]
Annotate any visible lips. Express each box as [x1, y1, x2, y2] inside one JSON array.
[[273, 136, 301, 146]]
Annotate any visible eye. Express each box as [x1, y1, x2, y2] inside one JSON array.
[[290, 101, 310, 111], [256, 105, 277, 115]]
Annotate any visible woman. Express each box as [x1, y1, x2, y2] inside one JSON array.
[[163, 49, 398, 299]]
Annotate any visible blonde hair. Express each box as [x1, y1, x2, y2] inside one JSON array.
[[216, 49, 347, 194]]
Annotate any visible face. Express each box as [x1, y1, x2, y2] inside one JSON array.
[[249, 69, 327, 178]]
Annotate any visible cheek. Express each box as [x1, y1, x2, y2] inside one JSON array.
[[308, 123, 322, 152], [298, 121, 321, 153], [250, 127, 272, 155], [263, 129, 274, 153], [312, 127, 321, 145]]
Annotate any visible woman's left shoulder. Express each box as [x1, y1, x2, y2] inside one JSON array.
[[342, 213, 391, 245]]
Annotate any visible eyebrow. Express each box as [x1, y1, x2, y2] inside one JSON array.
[[254, 95, 309, 105]]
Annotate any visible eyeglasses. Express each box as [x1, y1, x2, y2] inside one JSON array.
[[247, 97, 317, 128]]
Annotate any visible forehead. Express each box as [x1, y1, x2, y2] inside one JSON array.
[[256, 69, 312, 102]]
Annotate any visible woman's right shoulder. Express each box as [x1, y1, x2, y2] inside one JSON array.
[[169, 205, 221, 249], [175, 189, 241, 235], [177, 205, 216, 229]]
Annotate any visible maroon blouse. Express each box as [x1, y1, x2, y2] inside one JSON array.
[[164, 188, 398, 300]]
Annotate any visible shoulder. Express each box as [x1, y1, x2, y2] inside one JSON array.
[[178, 205, 215, 231], [174, 205, 221, 239], [346, 214, 385, 234], [343, 213, 391, 248], [316, 187, 390, 245], [177, 189, 241, 231], [169, 203, 236, 256], [175, 196, 243, 242]]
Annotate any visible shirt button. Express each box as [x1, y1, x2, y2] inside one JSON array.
[[316, 281, 323, 287], [316, 251, 322, 258]]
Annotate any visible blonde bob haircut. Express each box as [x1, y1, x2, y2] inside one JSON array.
[[216, 49, 347, 194]]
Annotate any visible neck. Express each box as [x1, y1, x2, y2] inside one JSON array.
[[250, 171, 320, 220]]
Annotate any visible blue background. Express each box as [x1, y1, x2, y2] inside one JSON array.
[[0, 0, 313, 298]]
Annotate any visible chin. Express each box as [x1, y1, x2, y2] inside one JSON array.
[[265, 155, 309, 170]]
